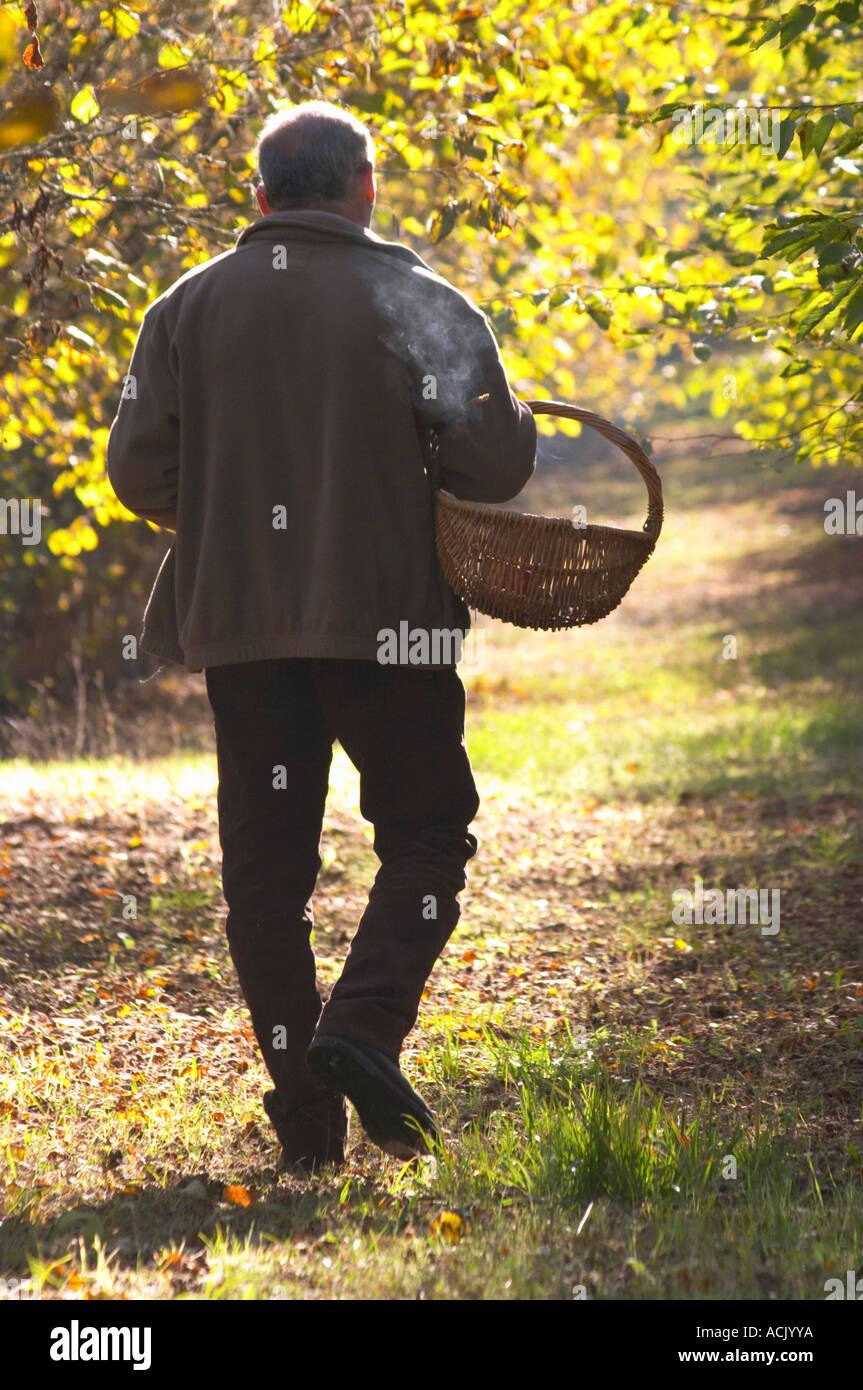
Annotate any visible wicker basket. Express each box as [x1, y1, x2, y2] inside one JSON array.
[[432, 399, 663, 630]]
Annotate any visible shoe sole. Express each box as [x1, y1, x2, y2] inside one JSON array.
[[306, 1038, 435, 1157]]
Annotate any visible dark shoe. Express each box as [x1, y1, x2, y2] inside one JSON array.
[[306, 1034, 436, 1159], [263, 1088, 349, 1176]]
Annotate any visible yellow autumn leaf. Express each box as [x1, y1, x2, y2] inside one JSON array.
[[158, 42, 189, 68], [71, 87, 100, 124], [76, 523, 98, 551], [100, 8, 140, 38], [430, 1211, 463, 1243], [47, 530, 81, 557]]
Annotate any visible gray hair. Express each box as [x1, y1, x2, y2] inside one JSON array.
[[255, 101, 375, 210]]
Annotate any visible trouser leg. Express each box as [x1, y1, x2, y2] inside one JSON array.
[[205, 659, 334, 1113], [310, 659, 480, 1061]]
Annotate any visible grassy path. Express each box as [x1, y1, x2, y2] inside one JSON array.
[[1, 430, 861, 1299]]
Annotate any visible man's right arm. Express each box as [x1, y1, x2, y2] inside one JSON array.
[[411, 285, 537, 503]]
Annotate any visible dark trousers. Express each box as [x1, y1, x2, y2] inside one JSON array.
[[204, 657, 480, 1115]]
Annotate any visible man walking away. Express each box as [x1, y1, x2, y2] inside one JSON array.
[[106, 101, 536, 1173]]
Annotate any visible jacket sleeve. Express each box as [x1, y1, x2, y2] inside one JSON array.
[[411, 291, 537, 504], [106, 301, 179, 531]]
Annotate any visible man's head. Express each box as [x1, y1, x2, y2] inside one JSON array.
[[254, 101, 376, 227]]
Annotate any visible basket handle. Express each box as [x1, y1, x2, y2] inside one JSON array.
[[526, 399, 663, 543]]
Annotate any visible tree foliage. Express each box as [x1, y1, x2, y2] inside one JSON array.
[[1, 0, 861, 703]]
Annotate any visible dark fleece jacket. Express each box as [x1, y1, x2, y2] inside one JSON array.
[[105, 209, 537, 670]]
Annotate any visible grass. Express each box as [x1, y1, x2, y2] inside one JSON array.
[[7, 1022, 858, 1302], [1, 425, 862, 1300], [4, 1023, 859, 1301]]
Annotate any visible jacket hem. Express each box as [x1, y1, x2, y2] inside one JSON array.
[[141, 629, 470, 672]]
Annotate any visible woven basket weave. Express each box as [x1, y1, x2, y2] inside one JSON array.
[[432, 399, 663, 630]]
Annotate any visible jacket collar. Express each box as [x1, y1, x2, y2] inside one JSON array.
[[235, 210, 425, 268]]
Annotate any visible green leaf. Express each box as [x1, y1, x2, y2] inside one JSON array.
[[665, 248, 698, 265], [453, 138, 487, 161], [549, 287, 577, 308], [776, 116, 798, 159], [816, 240, 852, 267], [842, 283, 863, 335], [650, 100, 686, 123], [752, 16, 784, 48], [584, 298, 611, 330], [832, 126, 863, 157], [780, 359, 811, 376], [796, 295, 838, 339], [780, 3, 816, 46], [811, 112, 835, 157], [797, 118, 815, 156], [761, 224, 814, 257]]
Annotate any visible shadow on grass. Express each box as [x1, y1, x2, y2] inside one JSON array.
[[0, 1173, 389, 1282]]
